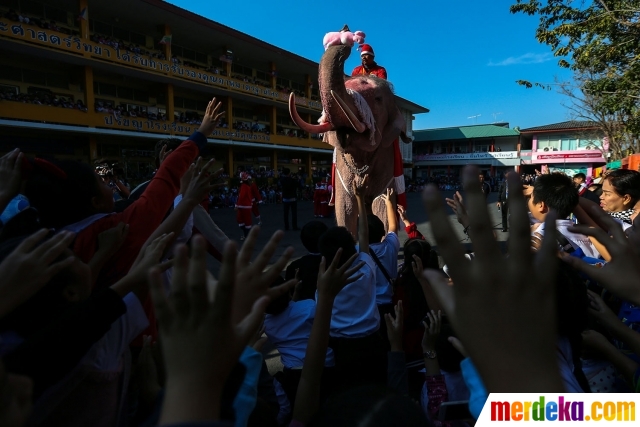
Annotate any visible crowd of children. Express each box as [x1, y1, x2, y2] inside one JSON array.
[[2, 97, 640, 427]]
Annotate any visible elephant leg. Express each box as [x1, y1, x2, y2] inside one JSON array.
[[335, 184, 358, 237]]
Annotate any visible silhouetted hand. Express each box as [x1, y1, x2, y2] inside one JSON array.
[[421, 165, 563, 392]]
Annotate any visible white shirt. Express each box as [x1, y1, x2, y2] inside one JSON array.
[[533, 219, 601, 259], [320, 252, 380, 338], [264, 299, 334, 369], [370, 232, 400, 305]]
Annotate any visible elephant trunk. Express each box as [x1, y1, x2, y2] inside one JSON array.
[[289, 44, 367, 137]]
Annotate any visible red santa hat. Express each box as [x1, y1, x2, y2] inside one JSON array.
[[240, 172, 251, 182], [359, 44, 374, 57]]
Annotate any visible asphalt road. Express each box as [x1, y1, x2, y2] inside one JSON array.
[[207, 189, 509, 375]]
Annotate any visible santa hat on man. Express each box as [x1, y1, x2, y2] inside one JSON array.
[[239, 172, 251, 182], [359, 43, 374, 57]]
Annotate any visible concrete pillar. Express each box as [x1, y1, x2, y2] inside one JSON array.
[[162, 24, 172, 61], [272, 149, 278, 172], [227, 146, 234, 176]]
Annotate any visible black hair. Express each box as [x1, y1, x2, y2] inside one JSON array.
[[399, 239, 439, 328], [154, 138, 182, 168], [604, 169, 640, 206], [24, 159, 102, 230], [555, 263, 590, 393], [532, 173, 579, 219], [318, 226, 357, 268], [573, 173, 586, 181], [308, 386, 429, 427], [367, 214, 385, 244], [300, 221, 329, 253], [264, 275, 289, 316]]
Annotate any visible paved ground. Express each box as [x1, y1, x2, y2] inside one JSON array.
[[206, 189, 509, 374]]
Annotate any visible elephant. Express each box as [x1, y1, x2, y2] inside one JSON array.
[[289, 34, 412, 236]]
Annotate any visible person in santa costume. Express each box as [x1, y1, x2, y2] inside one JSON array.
[[328, 43, 406, 211], [235, 172, 253, 240], [250, 177, 263, 225], [313, 179, 323, 217]]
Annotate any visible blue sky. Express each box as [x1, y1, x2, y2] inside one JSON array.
[[168, 0, 574, 131]]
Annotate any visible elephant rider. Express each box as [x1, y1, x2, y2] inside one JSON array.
[[328, 43, 406, 210], [351, 43, 387, 79]]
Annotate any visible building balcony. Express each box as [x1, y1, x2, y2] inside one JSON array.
[[0, 20, 322, 113]]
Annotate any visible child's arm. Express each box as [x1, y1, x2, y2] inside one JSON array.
[[382, 188, 397, 234], [292, 250, 363, 424]]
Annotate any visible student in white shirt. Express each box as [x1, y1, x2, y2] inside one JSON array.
[[317, 174, 386, 393], [527, 173, 601, 259], [264, 275, 335, 408]]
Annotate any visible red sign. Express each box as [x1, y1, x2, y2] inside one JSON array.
[[536, 152, 604, 160]]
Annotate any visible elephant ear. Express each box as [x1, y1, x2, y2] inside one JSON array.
[[380, 105, 406, 148]]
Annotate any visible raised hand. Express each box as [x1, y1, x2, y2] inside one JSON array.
[[149, 236, 269, 424], [317, 248, 363, 299], [564, 209, 640, 305], [385, 301, 404, 352], [421, 165, 564, 392], [182, 158, 226, 205], [421, 310, 442, 352], [128, 232, 175, 281], [397, 205, 409, 222], [380, 187, 394, 203], [232, 227, 297, 323], [445, 191, 469, 228], [0, 229, 75, 318], [197, 98, 225, 137], [353, 174, 369, 198]]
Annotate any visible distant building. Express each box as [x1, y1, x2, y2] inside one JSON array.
[[519, 121, 606, 177], [412, 123, 520, 179]]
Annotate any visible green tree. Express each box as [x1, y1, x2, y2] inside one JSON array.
[[511, 0, 640, 141]]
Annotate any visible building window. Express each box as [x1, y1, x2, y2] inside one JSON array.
[[537, 137, 561, 151]]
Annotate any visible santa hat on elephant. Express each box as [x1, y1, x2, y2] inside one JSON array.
[[359, 43, 375, 57]]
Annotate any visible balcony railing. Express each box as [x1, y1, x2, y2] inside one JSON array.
[[0, 102, 329, 150]]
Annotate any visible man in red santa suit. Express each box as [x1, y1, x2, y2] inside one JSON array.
[[235, 172, 253, 240], [250, 177, 263, 225], [313, 179, 323, 217], [328, 43, 407, 211], [319, 176, 331, 217]]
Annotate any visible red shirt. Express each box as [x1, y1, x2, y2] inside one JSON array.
[[351, 64, 388, 80]]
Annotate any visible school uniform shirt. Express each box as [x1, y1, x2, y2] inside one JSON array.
[[533, 219, 601, 259], [320, 252, 380, 338], [370, 232, 400, 305], [264, 300, 334, 369]]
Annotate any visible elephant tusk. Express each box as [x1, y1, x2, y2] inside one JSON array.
[[289, 93, 335, 134], [330, 90, 367, 133]]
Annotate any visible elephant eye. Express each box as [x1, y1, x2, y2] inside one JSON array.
[[375, 96, 382, 102]]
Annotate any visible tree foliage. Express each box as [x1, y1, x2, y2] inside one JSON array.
[[558, 71, 640, 160], [511, 0, 640, 139]]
